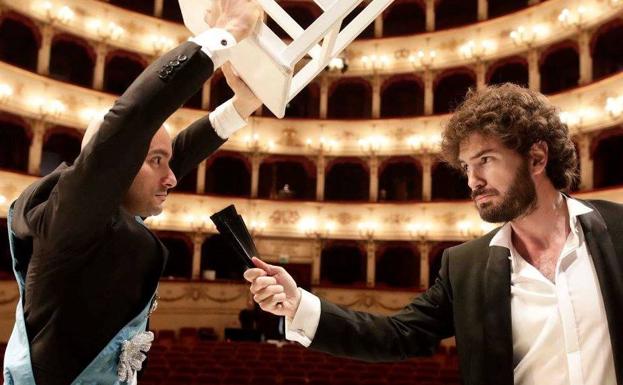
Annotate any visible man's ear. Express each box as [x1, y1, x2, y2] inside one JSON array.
[[529, 141, 548, 175]]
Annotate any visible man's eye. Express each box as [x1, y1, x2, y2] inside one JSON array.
[[481, 156, 490, 164]]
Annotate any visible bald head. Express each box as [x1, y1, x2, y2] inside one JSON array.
[[122, 125, 176, 216], [81, 114, 177, 216]]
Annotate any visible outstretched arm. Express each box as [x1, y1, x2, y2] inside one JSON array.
[[244, 252, 455, 362]]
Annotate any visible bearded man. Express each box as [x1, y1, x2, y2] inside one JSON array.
[[244, 83, 623, 385]]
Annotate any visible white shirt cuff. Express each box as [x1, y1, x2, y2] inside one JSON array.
[[285, 288, 321, 347], [209, 98, 248, 139], [188, 28, 237, 69]]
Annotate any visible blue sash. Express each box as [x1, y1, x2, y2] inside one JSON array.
[[3, 204, 157, 385]]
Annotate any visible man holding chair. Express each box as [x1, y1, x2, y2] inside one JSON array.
[[3, 1, 262, 384]]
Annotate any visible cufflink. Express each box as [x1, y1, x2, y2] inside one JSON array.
[[221, 39, 228, 47]]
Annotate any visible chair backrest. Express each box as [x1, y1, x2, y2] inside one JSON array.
[[180, 0, 395, 117], [256, 0, 394, 100]]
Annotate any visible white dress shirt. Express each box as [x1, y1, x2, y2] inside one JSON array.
[[189, 28, 237, 69], [188, 29, 248, 139], [286, 195, 617, 385], [490, 196, 616, 385]]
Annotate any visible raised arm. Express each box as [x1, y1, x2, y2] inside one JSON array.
[[16, 1, 262, 249], [13, 42, 214, 249], [169, 64, 262, 181]]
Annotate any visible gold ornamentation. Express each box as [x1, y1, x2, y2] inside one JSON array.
[[315, 290, 413, 312], [158, 285, 247, 303], [0, 290, 19, 305], [278, 128, 303, 147], [269, 210, 300, 225]]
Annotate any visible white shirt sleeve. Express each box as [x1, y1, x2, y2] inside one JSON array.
[[209, 98, 248, 139], [285, 288, 321, 347], [188, 28, 237, 69]]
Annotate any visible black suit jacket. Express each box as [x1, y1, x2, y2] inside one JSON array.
[[310, 199, 623, 385], [11, 42, 224, 385]]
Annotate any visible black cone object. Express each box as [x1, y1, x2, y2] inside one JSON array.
[[210, 205, 258, 269]]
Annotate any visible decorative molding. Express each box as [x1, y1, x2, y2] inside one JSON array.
[[1, 62, 623, 157], [1, 171, 622, 240], [0, 283, 19, 306], [2, 0, 621, 74], [157, 283, 247, 304], [314, 287, 419, 313]]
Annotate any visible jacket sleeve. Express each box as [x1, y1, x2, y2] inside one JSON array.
[[18, 42, 215, 251], [309, 249, 455, 362], [169, 114, 226, 183]]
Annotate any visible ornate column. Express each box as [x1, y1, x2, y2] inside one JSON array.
[[527, 49, 541, 92], [424, 70, 434, 115], [477, 0, 488, 21], [577, 133, 594, 190], [311, 239, 322, 285], [316, 155, 326, 201], [476, 62, 487, 90], [319, 76, 329, 119], [250, 153, 262, 198], [417, 242, 432, 289], [196, 159, 207, 194], [191, 233, 207, 280], [369, 156, 379, 202], [154, 0, 164, 17], [421, 154, 433, 201], [374, 15, 383, 38], [371, 74, 382, 119], [201, 81, 212, 110], [28, 120, 46, 176], [425, 0, 435, 32], [92, 43, 108, 91], [37, 24, 54, 76], [366, 240, 376, 288], [578, 30, 593, 86]]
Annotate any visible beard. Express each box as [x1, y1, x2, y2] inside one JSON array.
[[472, 158, 537, 223]]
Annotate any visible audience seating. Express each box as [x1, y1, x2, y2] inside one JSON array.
[[136, 329, 462, 385], [0, 332, 460, 384]]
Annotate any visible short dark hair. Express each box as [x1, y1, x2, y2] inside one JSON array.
[[440, 83, 578, 190]]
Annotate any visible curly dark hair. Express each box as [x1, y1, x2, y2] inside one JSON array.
[[440, 83, 578, 191]]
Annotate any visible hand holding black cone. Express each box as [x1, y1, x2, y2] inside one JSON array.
[[210, 205, 258, 269]]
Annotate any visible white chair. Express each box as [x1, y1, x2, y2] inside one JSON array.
[[180, 0, 395, 118]]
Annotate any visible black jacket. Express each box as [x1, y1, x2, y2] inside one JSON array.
[[310, 199, 623, 385], [11, 42, 224, 385]]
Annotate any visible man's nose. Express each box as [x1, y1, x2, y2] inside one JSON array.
[[163, 167, 177, 189], [467, 168, 485, 192]]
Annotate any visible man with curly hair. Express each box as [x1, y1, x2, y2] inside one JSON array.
[[245, 83, 622, 385]]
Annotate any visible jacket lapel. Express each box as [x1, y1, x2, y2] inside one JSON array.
[[483, 245, 514, 385], [578, 209, 623, 384]]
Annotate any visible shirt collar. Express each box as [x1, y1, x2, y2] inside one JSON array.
[[489, 194, 593, 275], [489, 194, 593, 251]]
